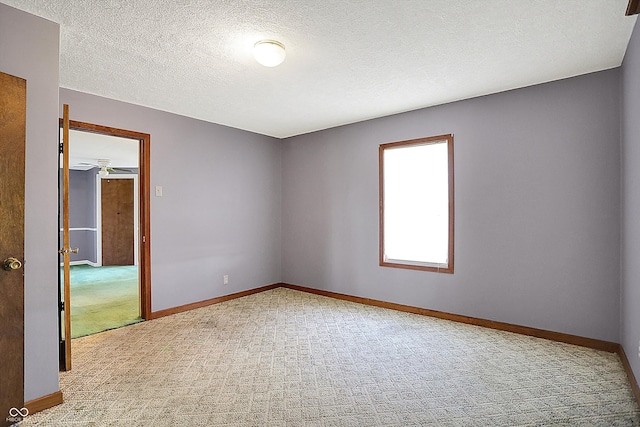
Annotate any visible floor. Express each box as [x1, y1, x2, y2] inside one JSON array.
[[66, 264, 141, 338], [24, 287, 640, 426]]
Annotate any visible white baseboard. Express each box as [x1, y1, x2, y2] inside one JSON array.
[[59, 260, 100, 267]]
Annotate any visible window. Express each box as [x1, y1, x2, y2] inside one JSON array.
[[379, 134, 454, 273]]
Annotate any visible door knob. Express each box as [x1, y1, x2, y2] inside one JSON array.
[[3, 257, 22, 271], [58, 248, 79, 255]]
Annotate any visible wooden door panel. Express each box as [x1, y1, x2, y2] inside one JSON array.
[[102, 179, 134, 266], [0, 71, 26, 426], [61, 104, 71, 371]]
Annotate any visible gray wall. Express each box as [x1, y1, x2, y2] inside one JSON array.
[[59, 89, 282, 312], [282, 69, 621, 342], [0, 4, 60, 401], [68, 170, 95, 229], [60, 169, 98, 264], [622, 20, 640, 387]]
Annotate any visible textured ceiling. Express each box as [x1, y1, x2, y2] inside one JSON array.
[[4, 1, 638, 138], [63, 130, 139, 170]]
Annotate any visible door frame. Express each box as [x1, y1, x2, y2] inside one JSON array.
[[59, 119, 151, 320]]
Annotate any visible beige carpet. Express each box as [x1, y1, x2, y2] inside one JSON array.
[[23, 288, 640, 426]]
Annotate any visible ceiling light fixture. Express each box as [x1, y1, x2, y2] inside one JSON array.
[[98, 159, 110, 177], [253, 40, 286, 67]]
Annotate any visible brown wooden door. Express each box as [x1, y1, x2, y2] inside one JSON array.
[[102, 179, 134, 266], [60, 105, 72, 371], [0, 72, 26, 426]]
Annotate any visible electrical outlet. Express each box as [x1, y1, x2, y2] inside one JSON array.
[[223, 275, 229, 285], [638, 340, 640, 359]]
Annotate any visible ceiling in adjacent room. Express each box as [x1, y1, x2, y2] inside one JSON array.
[[4, 1, 637, 138]]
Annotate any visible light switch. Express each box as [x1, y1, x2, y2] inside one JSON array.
[[155, 186, 163, 197]]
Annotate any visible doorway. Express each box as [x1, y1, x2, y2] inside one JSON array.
[[58, 119, 151, 368]]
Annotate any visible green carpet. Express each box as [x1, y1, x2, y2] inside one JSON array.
[[63, 265, 142, 338]]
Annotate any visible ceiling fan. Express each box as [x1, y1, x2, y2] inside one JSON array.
[[78, 159, 132, 177]]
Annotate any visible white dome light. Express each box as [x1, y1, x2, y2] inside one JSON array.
[[254, 40, 286, 67]]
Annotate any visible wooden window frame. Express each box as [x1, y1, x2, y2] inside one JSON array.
[[379, 134, 455, 274]]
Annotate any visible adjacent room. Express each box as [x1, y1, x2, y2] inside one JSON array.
[[61, 130, 142, 338], [1, 1, 640, 426]]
